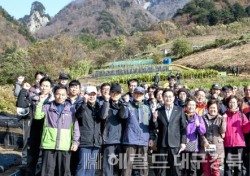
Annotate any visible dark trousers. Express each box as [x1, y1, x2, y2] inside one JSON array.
[[181, 152, 197, 176], [243, 147, 250, 176], [41, 149, 71, 176], [102, 144, 121, 176], [121, 145, 148, 176], [25, 119, 43, 176], [26, 145, 41, 176], [22, 119, 31, 165], [70, 149, 79, 176], [224, 147, 244, 176], [155, 147, 181, 176]]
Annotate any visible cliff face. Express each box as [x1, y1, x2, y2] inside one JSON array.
[[134, 0, 193, 19], [19, 1, 50, 34]]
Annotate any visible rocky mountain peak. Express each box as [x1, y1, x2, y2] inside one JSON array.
[[30, 1, 46, 16], [19, 1, 50, 34]]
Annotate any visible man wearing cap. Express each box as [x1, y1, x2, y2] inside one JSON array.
[[75, 86, 103, 176], [220, 85, 233, 115], [52, 73, 69, 94], [100, 83, 123, 176], [208, 84, 223, 100], [58, 72, 69, 86], [119, 86, 152, 176]]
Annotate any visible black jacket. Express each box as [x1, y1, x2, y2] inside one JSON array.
[[100, 100, 122, 145], [76, 102, 103, 148], [152, 105, 187, 148]]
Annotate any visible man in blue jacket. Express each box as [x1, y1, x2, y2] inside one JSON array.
[[119, 86, 152, 176]]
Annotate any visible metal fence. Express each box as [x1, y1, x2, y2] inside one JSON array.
[[92, 64, 170, 78], [107, 59, 155, 67]]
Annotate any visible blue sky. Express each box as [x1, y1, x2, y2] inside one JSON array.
[[0, 0, 73, 19]]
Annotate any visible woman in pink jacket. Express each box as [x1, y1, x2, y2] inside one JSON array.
[[224, 95, 250, 176]]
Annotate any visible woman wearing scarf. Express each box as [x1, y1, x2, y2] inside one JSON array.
[[195, 89, 208, 116]]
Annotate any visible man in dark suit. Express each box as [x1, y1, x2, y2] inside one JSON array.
[[152, 88, 187, 176]]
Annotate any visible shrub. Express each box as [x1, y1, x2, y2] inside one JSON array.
[[69, 60, 92, 80], [0, 49, 33, 85], [152, 53, 163, 64], [0, 85, 16, 114], [172, 38, 192, 58]]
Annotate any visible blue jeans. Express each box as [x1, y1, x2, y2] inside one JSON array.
[[75, 147, 99, 176]]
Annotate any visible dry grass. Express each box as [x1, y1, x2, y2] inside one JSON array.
[[173, 42, 250, 72]]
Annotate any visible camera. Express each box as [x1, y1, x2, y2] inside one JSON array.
[[205, 144, 216, 153]]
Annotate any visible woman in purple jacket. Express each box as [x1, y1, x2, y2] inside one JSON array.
[[182, 98, 206, 176]]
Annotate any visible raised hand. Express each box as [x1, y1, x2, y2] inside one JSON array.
[[195, 118, 200, 127], [23, 82, 31, 90], [39, 94, 47, 103], [148, 139, 154, 147], [103, 94, 110, 101], [153, 111, 158, 122], [82, 94, 89, 103], [222, 113, 227, 120], [123, 94, 130, 103]]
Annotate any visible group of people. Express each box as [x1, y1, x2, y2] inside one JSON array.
[[14, 71, 250, 176]]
